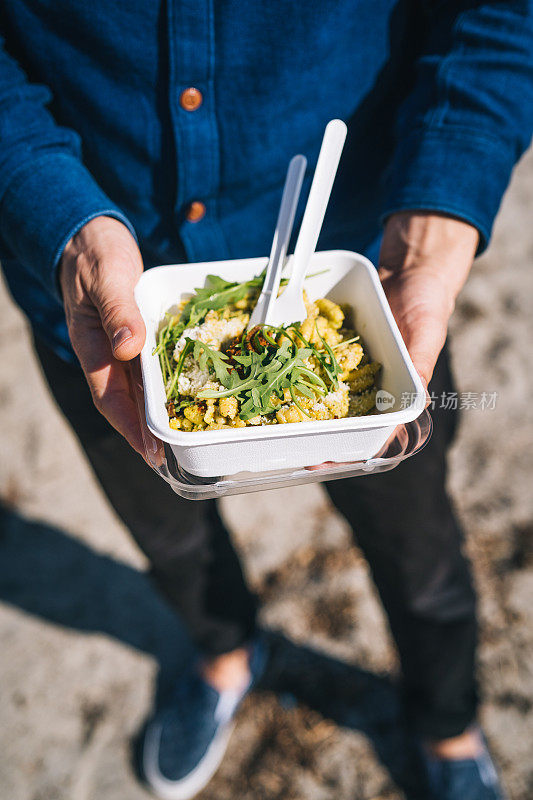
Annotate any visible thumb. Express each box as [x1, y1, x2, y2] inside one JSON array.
[[402, 322, 445, 395], [107, 298, 146, 361], [94, 266, 146, 361], [406, 340, 434, 393]]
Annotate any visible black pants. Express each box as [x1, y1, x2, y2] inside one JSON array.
[[34, 338, 477, 740]]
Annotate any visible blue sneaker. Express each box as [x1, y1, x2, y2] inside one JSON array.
[[421, 729, 506, 800], [141, 641, 266, 800]]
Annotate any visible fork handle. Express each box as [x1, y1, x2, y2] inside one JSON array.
[[284, 119, 347, 300], [248, 154, 307, 327]]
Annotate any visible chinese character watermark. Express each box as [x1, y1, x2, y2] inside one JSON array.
[[399, 391, 498, 411]]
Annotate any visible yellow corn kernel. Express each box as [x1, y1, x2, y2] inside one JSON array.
[[276, 405, 305, 424], [337, 342, 364, 378], [184, 404, 205, 425], [310, 401, 330, 420], [287, 405, 306, 423], [306, 315, 329, 345], [324, 326, 343, 346], [316, 298, 344, 329], [219, 396, 239, 419], [204, 404, 215, 424], [275, 407, 289, 424], [299, 317, 314, 341]]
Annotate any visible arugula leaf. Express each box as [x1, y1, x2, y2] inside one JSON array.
[[290, 385, 311, 418], [232, 353, 255, 367], [314, 322, 341, 389], [188, 275, 255, 315], [293, 381, 314, 399], [195, 323, 335, 420], [198, 371, 260, 399], [191, 340, 234, 388], [296, 346, 313, 360], [166, 339, 194, 400]]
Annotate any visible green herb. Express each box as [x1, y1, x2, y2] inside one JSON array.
[[191, 340, 234, 388], [154, 313, 187, 389], [166, 339, 194, 400], [177, 271, 278, 333], [331, 335, 360, 349], [290, 384, 311, 418], [196, 332, 331, 421], [314, 322, 341, 389]]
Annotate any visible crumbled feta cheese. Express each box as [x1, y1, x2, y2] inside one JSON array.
[[173, 312, 248, 357], [174, 325, 204, 355], [177, 356, 222, 397], [177, 373, 191, 394]]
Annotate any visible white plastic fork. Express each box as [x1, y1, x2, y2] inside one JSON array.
[[265, 119, 347, 326], [248, 154, 307, 329]]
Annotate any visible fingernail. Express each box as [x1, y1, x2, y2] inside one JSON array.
[[113, 326, 133, 351]]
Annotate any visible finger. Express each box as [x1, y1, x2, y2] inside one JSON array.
[[100, 293, 146, 363], [401, 321, 445, 391], [379, 272, 448, 391], [305, 460, 360, 471], [91, 261, 146, 362], [69, 322, 146, 455], [89, 360, 146, 456]]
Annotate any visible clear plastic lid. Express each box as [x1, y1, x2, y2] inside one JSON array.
[[130, 359, 432, 501]]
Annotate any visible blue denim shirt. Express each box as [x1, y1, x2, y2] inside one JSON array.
[[1, 1, 532, 361]]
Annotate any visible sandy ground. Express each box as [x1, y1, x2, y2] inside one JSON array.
[[1, 148, 533, 800]]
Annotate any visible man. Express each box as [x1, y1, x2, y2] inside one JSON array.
[[1, 2, 532, 798]]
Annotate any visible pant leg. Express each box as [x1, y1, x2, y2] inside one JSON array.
[[326, 347, 478, 740], [33, 337, 258, 656]]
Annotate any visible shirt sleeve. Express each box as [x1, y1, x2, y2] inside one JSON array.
[[0, 34, 136, 300], [382, 1, 533, 252]]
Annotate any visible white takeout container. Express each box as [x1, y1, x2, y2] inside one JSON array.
[[136, 250, 426, 477]]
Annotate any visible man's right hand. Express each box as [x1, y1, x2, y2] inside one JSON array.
[[59, 215, 146, 455]]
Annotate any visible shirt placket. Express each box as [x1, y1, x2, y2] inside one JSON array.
[[168, 0, 228, 262]]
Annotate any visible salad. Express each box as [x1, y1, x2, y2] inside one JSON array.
[[154, 272, 381, 431]]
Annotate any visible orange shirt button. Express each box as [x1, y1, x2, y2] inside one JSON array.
[[186, 201, 206, 222], [180, 87, 203, 111]]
